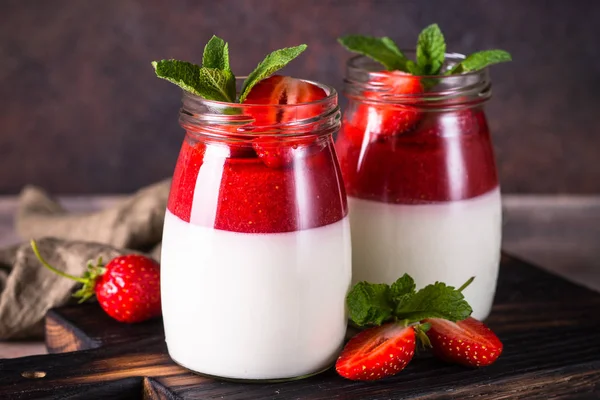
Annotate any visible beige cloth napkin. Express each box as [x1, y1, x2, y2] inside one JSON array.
[[0, 180, 170, 339]]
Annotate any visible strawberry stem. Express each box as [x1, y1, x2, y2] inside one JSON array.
[[457, 276, 475, 292], [30, 240, 88, 284]]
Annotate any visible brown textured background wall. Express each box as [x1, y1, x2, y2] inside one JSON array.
[[1, 0, 599, 194]]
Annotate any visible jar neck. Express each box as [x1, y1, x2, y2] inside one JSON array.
[[344, 54, 492, 110], [179, 82, 341, 142]]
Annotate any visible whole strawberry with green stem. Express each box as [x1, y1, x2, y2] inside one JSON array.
[[31, 240, 161, 323], [338, 24, 512, 138]]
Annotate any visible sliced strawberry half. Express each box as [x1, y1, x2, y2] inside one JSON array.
[[348, 71, 423, 143], [425, 317, 503, 368], [243, 75, 328, 168], [336, 323, 416, 381], [242, 75, 328, 124]]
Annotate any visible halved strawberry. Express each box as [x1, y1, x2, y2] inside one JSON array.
[[243, 75, 328, 168], [349, 71, 423, 141], [425, 317, 503, 367], [242, 75, 328, 124], [336, 323, 415, 381]]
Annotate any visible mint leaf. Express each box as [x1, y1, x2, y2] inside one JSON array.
[[338, 35, 409, 72], [152, 60, 205, 97], [202, 35, 230, 71], [394, 282, 473, 324], [416, 24, 446, 75], [152, 60, 235, 102], [380, 37, 403, 57], [347, 282, 394, 327], [198, 67, 236, 102], [449, 49, 512, 74], [390, 274, 416, 300], [390, 274, 417, 315], [405, 60, 423, 75], [239, 44, 307, 102]]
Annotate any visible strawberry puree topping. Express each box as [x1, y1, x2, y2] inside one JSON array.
[[167, 138, 347, 233], [335, 108, 498, 204]]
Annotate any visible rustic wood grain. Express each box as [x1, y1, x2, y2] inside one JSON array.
[[1, 254, 599, 399]]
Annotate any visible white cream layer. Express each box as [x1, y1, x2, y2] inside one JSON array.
[[348, 189, 502, 320], [161, 211, 352, 380]]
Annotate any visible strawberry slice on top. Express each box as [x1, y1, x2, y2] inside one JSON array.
[[425, 317, 503, 367], [336, 323, 416, 381], [347, 71, 423, 144], [242, 75, 328, 168], [242, 75, 328, 123]]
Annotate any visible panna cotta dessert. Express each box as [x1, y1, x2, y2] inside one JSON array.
[[335, 52, 504, 320], [160, 136, 351, 380], [155, 39, 350, 381]]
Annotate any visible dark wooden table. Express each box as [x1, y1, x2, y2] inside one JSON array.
[[0, 194, 599, 399], [1, 253, 600, 399]]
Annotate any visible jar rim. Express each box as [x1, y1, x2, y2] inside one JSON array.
[[179, 78, 341, 139], [181, 78, 338, 109], [344, 52, 492, 109], [346, 49, 489, 79]]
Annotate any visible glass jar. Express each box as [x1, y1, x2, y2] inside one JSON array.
[[335, 54, 501, 320], [160, 82, 351, 381]]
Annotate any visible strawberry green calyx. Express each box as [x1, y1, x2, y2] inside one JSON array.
[[346, 274, 475, 328], [339, 24, 511, 76], [152, 35, 307, 103], [30, 240, 105, 303], [413, 322, 432, 349]]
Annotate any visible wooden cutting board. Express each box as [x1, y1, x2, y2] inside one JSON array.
[[1, 253, 600, 399]]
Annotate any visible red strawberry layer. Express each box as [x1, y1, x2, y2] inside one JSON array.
[[335, 107, 498, 204], [167, 137, 347, 233], [168, 75, 345, 233]]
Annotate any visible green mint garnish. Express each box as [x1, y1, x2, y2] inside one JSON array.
[[449, 49, 512, 74], [346, 281, 394, 327], [152, 60, 214, 99], [197, 67, 236, 103], [202, 35, 231, 71], [416, 24, 446, 75], [339, 24, 511, 76], [239, 44, 307, 102], [346, 275, 474, 328], [393, 281, 473, 323], [390, 273, 416, 301], [152, 36, 307, 103], [338, 35, 409, 71]]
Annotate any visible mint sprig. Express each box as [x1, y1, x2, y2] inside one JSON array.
[[449, 49, 512, 74], [152, 36, 307, 103], [347, 274, 474, 328], [339, 24, 510, 76], [416, 24, 446, 75], [347, 282, 394, 327], [239, 44, 307, 102], [202, 35, 231, 71], [338, 35, 409, 71], [394, 282, 473, 323]]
